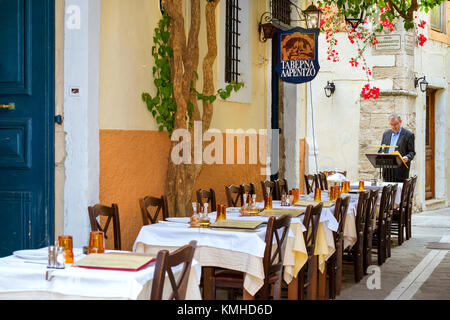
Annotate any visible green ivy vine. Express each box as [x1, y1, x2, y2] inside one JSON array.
[[142, 13, 244, 137]]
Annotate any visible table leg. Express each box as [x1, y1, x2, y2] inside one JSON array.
[[202, 267, 215, 300], [288, 277, 298, 300], [318, 263, 327, 300]]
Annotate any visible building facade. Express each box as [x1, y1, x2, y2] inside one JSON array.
[[0, 0, 448, 255]]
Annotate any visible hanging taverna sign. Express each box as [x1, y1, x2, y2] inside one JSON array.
[[275, 27, 320, 84]]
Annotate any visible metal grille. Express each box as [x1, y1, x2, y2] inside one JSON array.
[[272, 0, 292, 25], [225, 0, 241, 83]]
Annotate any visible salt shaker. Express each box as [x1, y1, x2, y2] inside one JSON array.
[[55, 246, 65, 269], [48, 245, 56, 268], [48, 243, 65, 269]]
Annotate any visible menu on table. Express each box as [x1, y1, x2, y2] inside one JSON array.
[[210, 220, 265, 230], [294, 200, 335, 208], [73, 253, 156, 272], [259, 209, 305, 218]]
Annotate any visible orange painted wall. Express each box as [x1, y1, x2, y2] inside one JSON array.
[[100, 129, 266, 251]]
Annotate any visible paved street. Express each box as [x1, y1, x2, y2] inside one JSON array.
[[338, 207, 450, 300]]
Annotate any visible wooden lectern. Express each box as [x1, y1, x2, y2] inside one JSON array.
[[366, 153, 407, 182]]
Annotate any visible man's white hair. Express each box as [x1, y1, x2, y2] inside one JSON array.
[[389, 114, 402, 122]]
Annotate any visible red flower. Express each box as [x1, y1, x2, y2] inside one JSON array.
[[418, 34, 427, 46], [418, 20, 426, 29], [349, 58, 359, 67], [361, 84, 380, 100]]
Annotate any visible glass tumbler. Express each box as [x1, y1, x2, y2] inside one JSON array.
[[58, 235, 74, 264], [88, 231, 105, 254]]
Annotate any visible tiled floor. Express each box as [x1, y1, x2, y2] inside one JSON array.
[[337, 207, 450, 300]]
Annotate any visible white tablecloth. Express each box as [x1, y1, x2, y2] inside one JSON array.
[[133, 217, 300, 296], [0, 249, 202, 300], [256, 200, 339, 232], [350, 181, 403, 205]]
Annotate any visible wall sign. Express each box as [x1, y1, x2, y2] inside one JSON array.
[[275, 27, 320, 84], [374, 34, 402, 51]]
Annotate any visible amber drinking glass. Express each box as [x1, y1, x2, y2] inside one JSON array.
[[264, 195, 273, 210], [88, 231, 105, 254], [314, 188, 321, 202], [58, 235, 74, 264], [216, 204, 227, 221], [359, 181, 365, 191], [329, 186, 334, 201], [294, 189, 299, 203]]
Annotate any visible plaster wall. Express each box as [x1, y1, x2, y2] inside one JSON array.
[[63, 0, 100, 247], [97, 1, 270, 249]]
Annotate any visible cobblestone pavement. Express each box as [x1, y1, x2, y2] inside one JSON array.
[[337, 207, 450, 300]]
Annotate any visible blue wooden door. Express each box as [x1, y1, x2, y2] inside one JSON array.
[[0, 0, 54, 257]]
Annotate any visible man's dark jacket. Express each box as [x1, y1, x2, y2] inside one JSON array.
[[378, 128, 416, 182]]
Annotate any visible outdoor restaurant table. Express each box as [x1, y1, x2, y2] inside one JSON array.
[[0, 248, 202, 300], [133, 201, 341, 300], [133, 215, 298, 299], [297, 192, 359, 250], [350, 181, 403, 205], [350, 181, 404, 229]]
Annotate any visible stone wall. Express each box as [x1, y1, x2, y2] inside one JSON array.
[[359, 30, 418, 186], [359, 93, 417, 181]]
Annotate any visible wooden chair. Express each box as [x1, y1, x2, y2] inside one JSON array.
[[150, 240, 197, 300], [372, 185, 392, 266], [343, 190, 370, 282], [225, 185, 244, 207], [363, 189, 379, 274], [275, 179, 288, 198], [304, 174, 319, 195], [241, 183, 256, 198], [318, 172, 328, 191], [298, 203, 323, 300], [385, 184, 398, 258], [405, 175, 418, 240], [327, 196, 350, 299], [196, 188, 217, 211], [261, 180, 279, 200], [391, 179, 411, 246], [139, 195, 169, 226], [88, 203, 122, 251], [212, 215, 292, 299]]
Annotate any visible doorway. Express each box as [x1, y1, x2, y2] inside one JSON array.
[[425, 89, 436, 200], [0, 0, 55, 257]]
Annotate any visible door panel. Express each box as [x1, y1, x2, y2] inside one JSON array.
[[425, 90, 435, 200], [0, 0, 54, 257], [0, 0, 32, 95]]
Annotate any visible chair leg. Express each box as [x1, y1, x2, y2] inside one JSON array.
[[327, 257, 336, 300], [335, 246, 343, 295], [272, 272, 282, 300], [298, 269, 305, 300], [398, 221, 403, 245], [387, 223, 392, 258], [306, 256, 318, 300], [407, 214, 412, 240]]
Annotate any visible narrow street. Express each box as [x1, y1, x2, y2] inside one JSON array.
[[338, 207, 450, 300]]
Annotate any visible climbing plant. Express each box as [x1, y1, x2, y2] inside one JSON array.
[[142, 12, 243, 136]]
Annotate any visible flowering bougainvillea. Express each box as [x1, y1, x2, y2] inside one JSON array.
[[316, 0, 443, 100], [361, 83, 380, 100]]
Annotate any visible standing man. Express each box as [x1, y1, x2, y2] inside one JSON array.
[[379, 114, 416, 182]]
